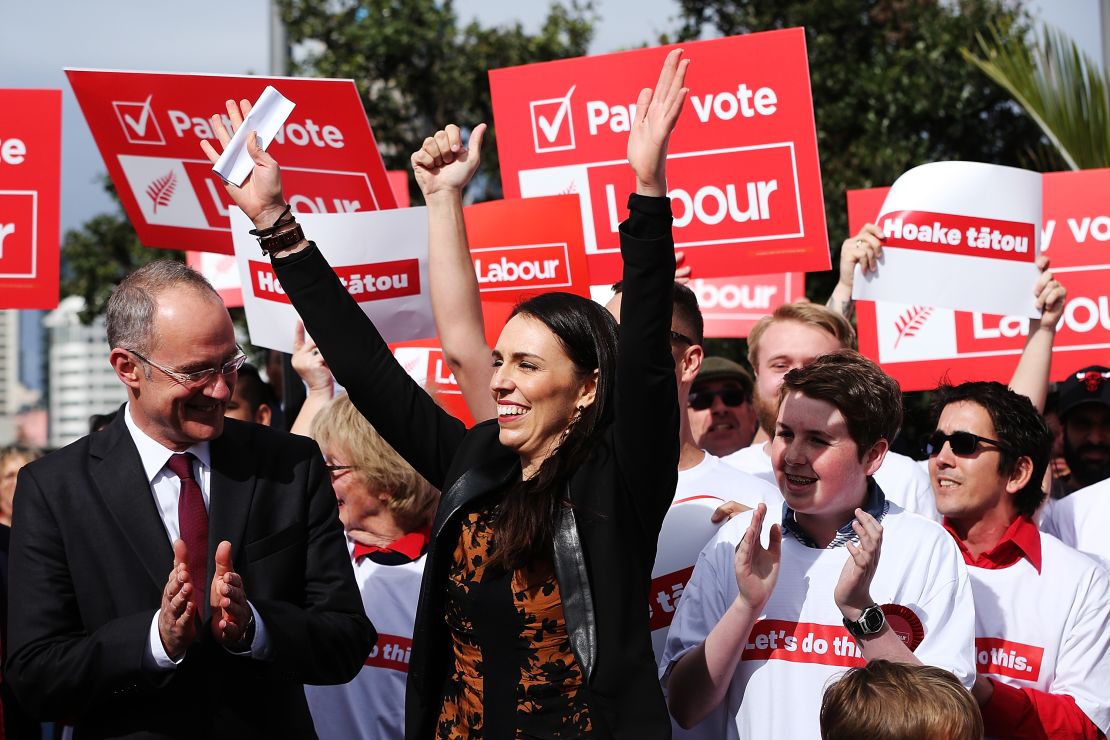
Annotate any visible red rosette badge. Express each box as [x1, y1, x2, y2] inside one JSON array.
[[881, 603, 924, 651]]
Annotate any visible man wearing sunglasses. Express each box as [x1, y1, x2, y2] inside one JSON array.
[[687, 357, 758, 458], [928, 381, 1110, 739], [5, 260, 374, 737]]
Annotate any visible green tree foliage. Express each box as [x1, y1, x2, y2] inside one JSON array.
[[61, 176, 184, 323], [670, 0, 1061, 302], [964, 23, 1110, 170], [277, 0, 597, 202]]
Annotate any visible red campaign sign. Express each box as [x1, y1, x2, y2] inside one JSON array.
[[848, 173, 1110, 392], [462, 194, 592, 341], [387, 170, 411, 208], [389, 338, 476, 428], [363, 632, 413, 673], [65, 69, 397, 255], [390, 194, 591, 427], [690, 273, 805, 338], [974, 637, 1044, 682], [490, 29, 830, 283], [0, 89, 61, 308]]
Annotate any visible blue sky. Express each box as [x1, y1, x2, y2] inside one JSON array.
[[0, 0, 1101, 234]]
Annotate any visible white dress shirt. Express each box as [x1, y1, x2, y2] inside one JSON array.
[[123, 404, 270, 669]]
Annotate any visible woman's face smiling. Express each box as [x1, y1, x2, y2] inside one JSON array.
[[771, 390, 886, 536], [491, 314, 596, 478]]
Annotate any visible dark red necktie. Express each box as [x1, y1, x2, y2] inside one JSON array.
[[167, 453, 208, 615]]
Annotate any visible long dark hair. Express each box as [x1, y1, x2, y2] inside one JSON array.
[[488, 292, 618, 571]]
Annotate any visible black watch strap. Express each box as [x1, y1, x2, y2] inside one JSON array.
[[843, 603, 886, 640]]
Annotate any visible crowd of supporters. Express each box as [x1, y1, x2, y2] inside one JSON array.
[[1, 49, 1108, 740]]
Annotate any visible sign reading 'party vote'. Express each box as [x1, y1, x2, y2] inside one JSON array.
[[490, 29, 830, 283], [66, 69, 396, 254]]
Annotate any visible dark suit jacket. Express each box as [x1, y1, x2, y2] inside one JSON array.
[[273, 194, 680, 739], [4, 414, 375, 739]]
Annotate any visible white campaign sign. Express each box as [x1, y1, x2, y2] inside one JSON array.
[[852, 162, 1042, 317], [231, 207, 435, 352]]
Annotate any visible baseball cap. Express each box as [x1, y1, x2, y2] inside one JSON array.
[[1058, 365, 1110, 418], [694, 357, 754, 394]]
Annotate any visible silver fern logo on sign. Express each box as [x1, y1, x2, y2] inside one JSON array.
[[893, 306, 934, 348], [146, 170, 177, 213]]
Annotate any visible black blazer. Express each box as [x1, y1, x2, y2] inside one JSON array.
[[4, 413, 375, 739], [273, 194, 680, 739]]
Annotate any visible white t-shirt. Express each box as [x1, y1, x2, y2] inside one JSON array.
[[722, 443, 939, 520], [1040, 478, 1110, 570], [653, 454, 782, 740], [661, 503, 976, 740], [305, 541, 425, 740], [966, 529, 1110, 734]]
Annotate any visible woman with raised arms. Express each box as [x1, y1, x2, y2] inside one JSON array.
[[202, 49, 689, 739]]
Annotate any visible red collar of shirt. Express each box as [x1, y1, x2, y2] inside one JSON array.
[[942, 515, 1042, 573], [352, 527, 431, 563]]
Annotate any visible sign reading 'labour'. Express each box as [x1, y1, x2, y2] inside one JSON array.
[[490, 29, 829, 282], [66, 69, 396, 255]]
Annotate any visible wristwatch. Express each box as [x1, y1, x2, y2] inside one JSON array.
[[843, 604, 886, 639]]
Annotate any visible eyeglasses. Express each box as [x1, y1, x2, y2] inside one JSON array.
[[689, 388, 750, 411], [670, 330, 696, 346], [128, 347, 247, 389], [923, 430, 1006, 457]]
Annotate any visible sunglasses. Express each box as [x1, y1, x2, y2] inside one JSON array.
[[922, 430, 1006, 457], [689, 388, 750, 411]]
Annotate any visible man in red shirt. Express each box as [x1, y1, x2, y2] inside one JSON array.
[[928, 381, 1110, 738]]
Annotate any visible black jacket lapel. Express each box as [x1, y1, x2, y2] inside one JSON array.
[[207, 421, 256, 588], [89, 411, 173, 590]]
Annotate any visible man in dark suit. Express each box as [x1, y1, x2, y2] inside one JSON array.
[[5, 260, 374, 738]]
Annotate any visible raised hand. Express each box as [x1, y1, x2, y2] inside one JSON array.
[[158, 539, 197, 660], [291, 321, 334, 395], [209, 540, 253, 650], [627, 48, 690, 197], [834, 508, 883, 618], [198, 99, 287, 229], [733, 503, 782, 611], [411, 123, 486, 199], [1032, 255, 1066, 327]]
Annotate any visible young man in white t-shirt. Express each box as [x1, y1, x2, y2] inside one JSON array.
[[662, 350, 975, 739], [928, 381, 1110, 737], [721, 302, 939, 519]]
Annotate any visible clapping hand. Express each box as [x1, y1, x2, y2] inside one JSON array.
[[157, 539, 197, 660], [209, 540, 253, 651], [733, 503, 782, 611]]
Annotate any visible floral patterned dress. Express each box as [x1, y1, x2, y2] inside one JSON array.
[[436, 502, 592, 739]]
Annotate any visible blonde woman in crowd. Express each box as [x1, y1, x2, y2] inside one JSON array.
[[303, 393, 438, 740]]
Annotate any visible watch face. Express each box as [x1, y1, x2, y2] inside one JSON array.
[[861, 605, 886, 634]]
